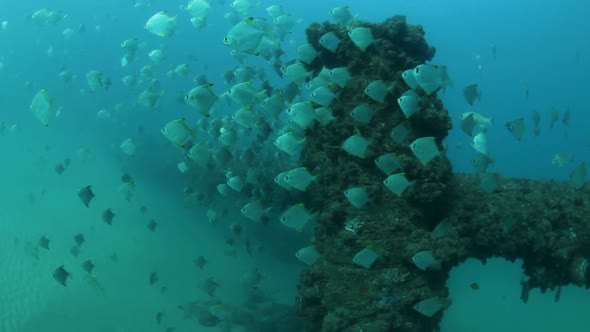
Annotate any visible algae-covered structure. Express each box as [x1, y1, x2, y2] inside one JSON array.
[[293, 16, 590, 332]]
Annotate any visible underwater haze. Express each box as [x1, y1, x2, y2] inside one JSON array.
[[0, 0, 589, 331]]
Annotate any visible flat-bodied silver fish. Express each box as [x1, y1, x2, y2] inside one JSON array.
[[295, 43, 318, 65], [77, 185, 95, 208], [185, 83, 217, 117], [398, 90, 421, 118], [232, 106, 259, 130], [472, 153, 493, 173], [287, 102, 316, 129], [460, 113, 477, 136], [505, 117, 525, 141], [283, 167, 316, 191], [390, 122, 409, 143], [570, 162, 587, 189], [413, 64, 443, 95], [480, 172, 498, 193], [383, 173, 411, 196], [310, 86, 337, 107], [280, 203, 317, 232], [344, 187, 370, 209], [120, 138, 137, 156], [86, 70, 108, 92], [365, 80, 390, 103], [472, 130, 489, 156], [552, 153, 572, 167], [223, 17, 265, 55], [315, 107, 335, 126], [227, 175, 245, 192], [226, 81, 259, 106], [274, 132, 305, 155], [161, 118, 196, 147], [262, 93, 286, 117], [318, 31, 340, 53], [401, 68, 419, 90], [414, 297, 450, 318], [375, 153, 403, 175], [241, 200, 270, 223], [412, 250, 440, 271], [38, 236, 50, 250], [463, 83, 481, 105], [342, 133, 370, 158], [30, 89, 56, 126], [348, 27, 374, 52], [145, 11, 177, 37], [461, 112, 493, 127], [137, 87, 164, 109], [328, 67, 351, 88], [282, 62, 311, 85], [410, 137, 440, 166], [230, 0, 260, 15], [296, 246, 321, 265], [329, 6, 354, 25], [53, 265, 70, 286], [350, 104, 375, 123], [266, 5, 284, 18], [352, 247, 379, 269]]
